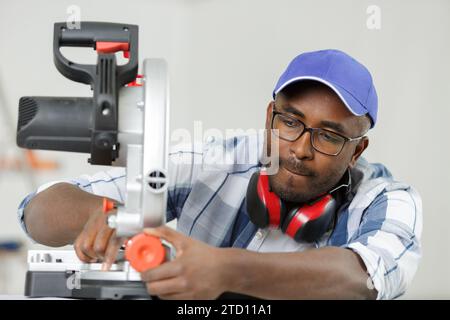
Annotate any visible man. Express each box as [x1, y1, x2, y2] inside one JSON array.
[[18, 49, 422, 300]]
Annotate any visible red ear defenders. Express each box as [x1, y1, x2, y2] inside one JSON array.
[[246, 169, 338, 243]]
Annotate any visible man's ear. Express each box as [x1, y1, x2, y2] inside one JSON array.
[[349, 137, 369, 168], [265, 101, 274, 130]]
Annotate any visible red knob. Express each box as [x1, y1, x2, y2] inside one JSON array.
[[125, 233, 166, 272], [102, 198, 116, 214]]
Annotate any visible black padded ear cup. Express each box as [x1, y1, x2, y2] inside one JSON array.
[[246, 171, 270, 228], [281, 195, 337, 242], [246, 170, 287, 228]]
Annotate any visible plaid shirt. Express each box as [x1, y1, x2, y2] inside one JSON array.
[[18, 132, 422, 299]]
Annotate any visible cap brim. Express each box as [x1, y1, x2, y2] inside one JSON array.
[[273, 76, 368, 117]]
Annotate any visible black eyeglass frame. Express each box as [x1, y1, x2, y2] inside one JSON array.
[[271, 107, 366, 156]]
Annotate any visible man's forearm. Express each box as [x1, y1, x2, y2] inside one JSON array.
[[24, 183, 103, 246], [221, 246, 377, 299]]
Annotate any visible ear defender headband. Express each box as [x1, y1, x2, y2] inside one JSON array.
[[246, 168, 346, 243]]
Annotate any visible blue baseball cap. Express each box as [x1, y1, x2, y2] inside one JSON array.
[[273, 49, 378, 128]]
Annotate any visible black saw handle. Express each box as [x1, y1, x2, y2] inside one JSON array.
[[53, 21, 138, 87]]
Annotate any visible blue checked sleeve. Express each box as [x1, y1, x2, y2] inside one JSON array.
[[17, 167, 127, 238], [342, 187, 423, 300]]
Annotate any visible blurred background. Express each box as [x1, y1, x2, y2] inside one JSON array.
[[0, 0, 448, 298]]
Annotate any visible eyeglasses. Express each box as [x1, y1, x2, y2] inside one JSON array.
[[271, 107, 365, 156]]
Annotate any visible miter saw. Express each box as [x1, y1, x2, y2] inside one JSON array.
[[16, 21, 170, 299]]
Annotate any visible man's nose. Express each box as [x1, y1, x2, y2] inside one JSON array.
[[289, 130, 314, 160]]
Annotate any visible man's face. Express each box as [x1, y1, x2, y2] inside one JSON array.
[[265, 83, 369, 203]]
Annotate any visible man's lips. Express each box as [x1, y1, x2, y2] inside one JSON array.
[[283, 165, 313, 177]]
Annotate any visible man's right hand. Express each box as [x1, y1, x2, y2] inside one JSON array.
[[24, 183, 126, 270], [73, 207, 125, 271]]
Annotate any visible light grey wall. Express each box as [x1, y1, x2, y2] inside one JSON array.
[[0, 0, 449, 298]]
